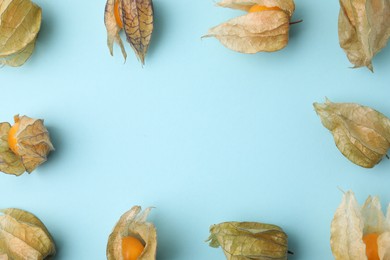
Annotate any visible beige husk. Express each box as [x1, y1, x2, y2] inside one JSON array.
[[0, 115, 54, 176], [331, 191, 390, 260], [0, 123, 25, 176], [12, 115, 54, 173], [104, 0, 154, 64], [107, 206, 157, 260], [0, 0, 41, 67], [314, 99, 390, 168], [104, 0, 127, 60], [0, 208, 56, 260], [204, 0, 295, 53], [338, 0, 390, 71], [207, 221, 288, 260]]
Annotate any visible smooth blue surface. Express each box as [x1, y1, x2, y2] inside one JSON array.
[[1, 0, 390, 259]]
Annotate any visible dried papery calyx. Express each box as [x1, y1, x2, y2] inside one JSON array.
[[314, 99, 390, 168], [0, 208, 56, 260], [207, 221, 290, 260], [338, 0, 390, 71], [331, 191, 390, 260], [107, 206, 157, 260], [0, 0, 42, 67], [203, 0, 297, 53], [104, 0, 154, 65], [0, 115, 54, 176]]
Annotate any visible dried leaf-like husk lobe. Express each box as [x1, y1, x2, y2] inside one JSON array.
[[330, 191, 366, 260], [122, 0, 154, 64], [12, 115, 54, 173], [104, 0, 127, 60], [0, 123, 25, 176]]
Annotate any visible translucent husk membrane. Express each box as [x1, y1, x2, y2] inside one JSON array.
[[107, 206, 157, 260], [331, 191, 390, 260]]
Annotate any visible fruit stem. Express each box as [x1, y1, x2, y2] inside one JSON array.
[[289, 19, 303, 25]]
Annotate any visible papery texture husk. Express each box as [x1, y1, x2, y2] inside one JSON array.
[[104, 0, 127, 60], [0, 123, 25, 176], [122, 0, 153, 64], [204, 11, 290, 53], [338, 0, 390, 71], [0, 0, 41, 66], [331, 191, 390, 260], [0, 115, 54, 176], [378, 232, 390, 259], [204, 0, 294, 54], [207, 221, 288, 260], [107, 206, 157, 260], [12, 115, 54, 173], [330, 191, 366, 260], [0, 208, 56, 260], [217, 0, 295, 15], [313, 99, 390, 168], [104, 0, 154, 64]]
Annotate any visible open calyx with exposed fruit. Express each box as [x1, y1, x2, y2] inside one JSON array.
[[331, 191, 390, 260], [0, 115, 54, 176], [107, 206, 157, 260]]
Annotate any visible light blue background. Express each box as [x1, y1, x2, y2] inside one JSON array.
[[1, 0, 390, 259]]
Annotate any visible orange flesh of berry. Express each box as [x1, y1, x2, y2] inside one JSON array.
[[8, 122, 19, 155], [122, 236, 145, 260], [248, 5, 281, 13], [114, 0, 123, 28], [363, 233, 380, 260]]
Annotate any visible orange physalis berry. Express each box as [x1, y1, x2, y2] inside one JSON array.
[[114, 0, 123, 28], [122, 236, 145, 260], [8, 120, 20, 155], [363, 233, 380, 260], [248, 5, 281, 13]]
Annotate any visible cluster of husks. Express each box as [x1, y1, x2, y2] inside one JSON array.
[[314, 99, 390, 168], [0, 115, 54, 176], [207, 221, 289, 260], [104, 0, 154, 64], [0, 0, 41, 66], [0, 208, 56, 259], [107, 206, 157, 260], [204, 0, 295, 54]]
